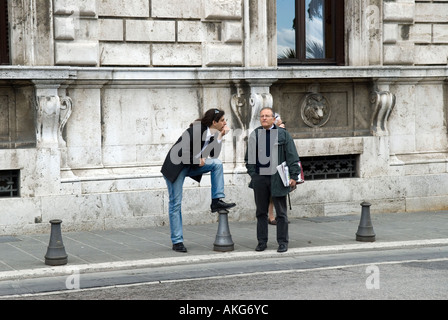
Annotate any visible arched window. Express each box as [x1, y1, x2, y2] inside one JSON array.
[[0, 0, 10, 65], [277, 0, 344, 65]]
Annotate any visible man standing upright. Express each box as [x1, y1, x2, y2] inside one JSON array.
[[245, 107, 300, 253]]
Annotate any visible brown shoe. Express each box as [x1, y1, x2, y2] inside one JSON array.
[[268, 219, 277, 225]]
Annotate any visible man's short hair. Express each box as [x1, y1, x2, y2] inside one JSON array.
[[259, 107, 274, 117]]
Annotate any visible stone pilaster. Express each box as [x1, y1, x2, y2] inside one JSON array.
[[33, 82, 73, 196]]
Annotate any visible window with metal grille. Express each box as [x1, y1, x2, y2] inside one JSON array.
[[301, 155, 358, 180], [0, 170, 20, 197]]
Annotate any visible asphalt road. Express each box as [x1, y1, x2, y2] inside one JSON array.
[[1, 245, 447, 302]]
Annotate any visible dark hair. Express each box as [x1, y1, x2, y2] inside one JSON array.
[[190, 108, 225, 127], [201, 108, 225, 126]]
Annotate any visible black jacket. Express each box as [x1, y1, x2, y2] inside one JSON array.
[[161, 122, 222, 183]]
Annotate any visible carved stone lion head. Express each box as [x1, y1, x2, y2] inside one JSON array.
[[301, 93, 331, 128]]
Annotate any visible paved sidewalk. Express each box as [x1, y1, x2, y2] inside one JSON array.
[[1, 210, 448, 281]]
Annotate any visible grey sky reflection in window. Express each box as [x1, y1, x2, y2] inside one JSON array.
[[305, 0, 324, 59], [277, 0, 296, 58]]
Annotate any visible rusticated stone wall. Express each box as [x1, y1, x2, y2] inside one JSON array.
[[52, 0, 244, 67], [382, 0, 448, 65], [1, 1, 448, 235]]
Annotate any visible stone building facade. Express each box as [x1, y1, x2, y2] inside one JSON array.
[[1, 0, 448, 234]]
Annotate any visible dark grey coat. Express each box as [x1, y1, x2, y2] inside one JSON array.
[[245, 125, 300, 197]]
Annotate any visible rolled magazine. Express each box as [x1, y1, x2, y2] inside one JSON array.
[[276, 161, 290, 187]]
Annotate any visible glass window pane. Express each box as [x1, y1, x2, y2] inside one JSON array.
[[277, 0, 296, 59], [305, 0, 325, 59], [0, 0, 9, 65]]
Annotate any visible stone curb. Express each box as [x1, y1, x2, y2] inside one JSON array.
[[1, 238, 448, 282]]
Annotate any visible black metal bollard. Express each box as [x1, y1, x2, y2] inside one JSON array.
[[213, 210, 234, 252], [356, 202, 376, 242], [45, 219, 68, 266]]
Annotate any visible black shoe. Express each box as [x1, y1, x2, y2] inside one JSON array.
[[277, 244, 288, 253], [172, 242, 187, 253], [211, 199, 236, 212], [255, 243, 267, 252]]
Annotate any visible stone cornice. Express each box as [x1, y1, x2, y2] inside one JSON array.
[[0, 66, 447, 84], [0, 66, 76, 80]]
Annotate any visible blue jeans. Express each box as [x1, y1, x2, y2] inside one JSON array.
[[164, 158, 226, 244]]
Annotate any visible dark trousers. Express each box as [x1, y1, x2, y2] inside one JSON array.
[[252, 175, 289, 245]]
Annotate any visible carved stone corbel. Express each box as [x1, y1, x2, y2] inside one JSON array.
[[371, 91, 396, 136], [250, 93, 273, 110], [35, 95, 73, 148], [230, 87, 247, 130], [59, 97, 73, 148], [249, 93, 273, 130], [230, 88, 248, 167]]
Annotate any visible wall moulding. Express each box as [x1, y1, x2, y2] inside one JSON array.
[[1, 66, 447, 85], [271, 79, 363, 139]]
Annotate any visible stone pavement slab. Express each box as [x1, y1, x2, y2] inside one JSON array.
[[0, 211, 448, 282]]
